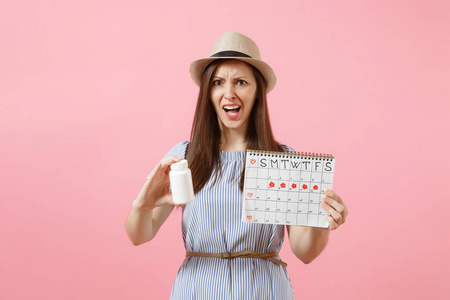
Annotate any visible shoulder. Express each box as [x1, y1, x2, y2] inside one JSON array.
[[146, 141, 190, 180], [279, 143, 296, 153], [164, 141, 190, 159]]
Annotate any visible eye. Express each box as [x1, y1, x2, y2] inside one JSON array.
[[237, 80, 248, 86], [212, 80, 222, 86]]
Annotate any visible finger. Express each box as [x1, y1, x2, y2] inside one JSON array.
[[325, 215, 338, 230], [322, 195, 346, 217], [324, 189, 344, 204], [160, 156, 184, 175], [153, 193, 176, 207], [160, 156, 180, 167], [145, 162, 164, 182], [153, 192, 187, 208], [321, 200, 343, 225], [324, 194, 349, 223]]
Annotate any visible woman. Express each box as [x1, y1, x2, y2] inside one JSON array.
[[125, 32, 348, 299]]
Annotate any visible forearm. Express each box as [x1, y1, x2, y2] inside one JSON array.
[[125, 201, 174, 246], [287, 225, 330, 264], [125, 204, 155, 246]]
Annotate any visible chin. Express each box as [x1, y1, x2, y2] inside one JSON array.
[[221, 121, 243, 130]]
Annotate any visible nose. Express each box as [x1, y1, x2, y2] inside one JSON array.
[[224, 82, 236, 100]]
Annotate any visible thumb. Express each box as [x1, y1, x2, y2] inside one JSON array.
[[162, 191, 185, 208], [152, 192, 176, 208]]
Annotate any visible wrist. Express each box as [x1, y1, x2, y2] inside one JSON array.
[[132, 199, 153, 211]]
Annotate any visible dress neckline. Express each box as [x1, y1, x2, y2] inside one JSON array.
[[219, 150, 246, 161]]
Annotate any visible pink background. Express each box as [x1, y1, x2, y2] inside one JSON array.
[[1, 0, 449, 299]]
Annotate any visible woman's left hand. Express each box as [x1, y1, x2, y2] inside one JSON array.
[[321, 189, 348, 230]]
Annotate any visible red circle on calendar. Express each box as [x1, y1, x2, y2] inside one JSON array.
[[302, 184, 308, 189]]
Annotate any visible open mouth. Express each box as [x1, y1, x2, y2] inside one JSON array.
[[223, 105, 241, 116]]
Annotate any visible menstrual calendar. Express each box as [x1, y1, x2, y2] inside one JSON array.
[[242, 150, 335, 228]]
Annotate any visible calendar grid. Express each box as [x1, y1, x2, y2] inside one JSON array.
[[242, 150, 335, 228]]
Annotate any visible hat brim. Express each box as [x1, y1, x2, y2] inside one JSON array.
[[189, 57, 277, 93]]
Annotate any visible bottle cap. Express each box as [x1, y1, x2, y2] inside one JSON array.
[[171, 159, 188, 171]]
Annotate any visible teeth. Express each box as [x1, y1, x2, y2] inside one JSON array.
[[224, 105, 240, 109]]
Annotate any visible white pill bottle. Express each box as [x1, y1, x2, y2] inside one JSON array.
[[169, 159, 194, 205]]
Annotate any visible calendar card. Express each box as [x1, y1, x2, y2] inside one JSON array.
[[242, 150, 335, 228]]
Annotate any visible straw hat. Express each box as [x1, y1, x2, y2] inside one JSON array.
[[189, 32, 277, 93]]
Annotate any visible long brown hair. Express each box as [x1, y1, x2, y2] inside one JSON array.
[[187, 59, 282, 193]]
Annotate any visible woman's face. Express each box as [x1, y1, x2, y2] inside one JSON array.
[[210, 60, 257, 133]]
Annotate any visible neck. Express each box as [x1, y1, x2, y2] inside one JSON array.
[[219, 124, 248, 152]]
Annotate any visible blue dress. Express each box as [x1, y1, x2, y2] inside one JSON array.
[[163, 141, 295, 300]]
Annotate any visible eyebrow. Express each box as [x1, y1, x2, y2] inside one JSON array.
[[212, 76, 250, 80]]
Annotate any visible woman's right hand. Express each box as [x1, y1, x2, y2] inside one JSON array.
[[133, 156, 183, 210]]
